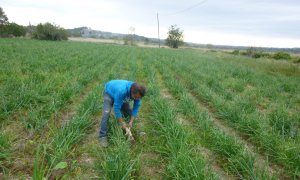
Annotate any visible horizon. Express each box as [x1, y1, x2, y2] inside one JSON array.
[[2, 0, 300, 48], [68, 26, 300, 49]]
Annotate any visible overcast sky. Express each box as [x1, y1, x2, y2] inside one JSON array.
[[2, 0, 300, 47]]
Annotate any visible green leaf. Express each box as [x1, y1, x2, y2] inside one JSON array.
[[53, 162, 68, 170]]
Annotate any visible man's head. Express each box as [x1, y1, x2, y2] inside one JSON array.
[[130, 83, 146, 100]]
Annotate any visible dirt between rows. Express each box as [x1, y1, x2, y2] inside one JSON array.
[[4, 80, 100, 178], [186, 87, 288, 179], [157, 76, 233, 179]]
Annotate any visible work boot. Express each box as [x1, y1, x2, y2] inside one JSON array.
[[100, 137, 108, 147]]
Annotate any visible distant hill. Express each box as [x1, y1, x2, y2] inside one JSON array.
[[185, 43, 300, 54], [67, 27, 300, 53], [67, 27, 164, 45]]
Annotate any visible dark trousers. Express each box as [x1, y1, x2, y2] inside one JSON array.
[[99, 93, 132, 138]]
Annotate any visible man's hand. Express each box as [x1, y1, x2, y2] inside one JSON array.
[[121, 122, 127, 129], [128, 117, 135, 128], [128, 121, 133, 128], [118, 118, 127, 129]]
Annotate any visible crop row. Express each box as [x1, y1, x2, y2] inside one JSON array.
[[154, 59, 277, 179], [153, 49, 299, 178], [0, 47, 127, 176], [94, 48, 142, 179], [32, 52, 125, 179], [140, 51, 219, 179], [1, 40, 115, 130]]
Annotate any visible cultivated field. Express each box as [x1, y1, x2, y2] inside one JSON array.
[[0, 38, 299, 179]]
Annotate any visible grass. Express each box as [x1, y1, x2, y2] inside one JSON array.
[[30, 51, 126, 178], [0, 38, 119, 132], [0, 38, 299, 179], [154, 49, 299, 178], [144, 59, 217, 179], [155, 62, 277, 179], [31, 85, 102, 179], [0, 132, 10, 172], [96, 121, 138, 179]]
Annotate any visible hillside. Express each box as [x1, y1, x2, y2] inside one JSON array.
[[67, 27, 300, 53], [67, 27, 164, 45]]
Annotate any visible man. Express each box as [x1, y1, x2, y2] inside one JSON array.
[[99, 80, 146, 147]]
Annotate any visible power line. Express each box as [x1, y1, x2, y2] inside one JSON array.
[[156, 0, 209, 48], [157, 13, 160, 48], [163, 0, 209, 16]]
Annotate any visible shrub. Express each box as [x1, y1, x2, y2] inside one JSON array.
[[253, 51, 263, 58], [273, 52, 291, 60], [32, 22, 68, 41], [123, 34, 136, 46], [0, 22, 26, 37], [244, 47, 264, 58], [260, 52, 272, 58], [294, 57, 300, 63], [231, 49, 239, 55]]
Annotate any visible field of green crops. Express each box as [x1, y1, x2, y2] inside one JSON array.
[[0, 38, 299, 179]]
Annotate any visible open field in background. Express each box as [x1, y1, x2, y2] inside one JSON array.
[[68, 37, 168, 49], [0, 38, 299, 179]]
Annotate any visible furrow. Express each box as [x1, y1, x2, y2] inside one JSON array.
[[155, 62, 279, 179], [128, 50, 165, 179], [156, 71, 234, 180]]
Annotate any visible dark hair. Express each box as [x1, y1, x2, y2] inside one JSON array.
[[131, 83, 146, 97]]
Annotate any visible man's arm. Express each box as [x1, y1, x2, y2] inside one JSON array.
[[118, 118, 127, 129], [129, 100, 140, 128], [132, 99, 141, 117], [114, 93, 126, 129]]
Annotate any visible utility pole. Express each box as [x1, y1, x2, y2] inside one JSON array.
[[157, 13, 160, 48]]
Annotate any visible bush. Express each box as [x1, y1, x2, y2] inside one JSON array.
[[294, 57, 300, 63], [0, 22, 26, 37], [260, 52, 272, 58], [33, 22, 68, 41], [244, 47, 264, 58], [123, 34, 136, 46], [253, 51, 263, 58], [273, 52, 291, 60], [231, 50, 239, 55]]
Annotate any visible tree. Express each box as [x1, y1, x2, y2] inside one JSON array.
[[0, 7, 26, 37], [206, 44, 214, 49], [0, 7, 8, 25], [144, 37, 150, 45], [32, 22, 68, 41], [273, 52, 291, 60], [124, 26, 136, 45], [244, 47, 264, 58], [0, 23, 26, 37], [166, 24, 184, 48]]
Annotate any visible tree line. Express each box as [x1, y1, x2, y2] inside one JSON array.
[[1, 6, 185, 47], [0, 7, 68, 40]]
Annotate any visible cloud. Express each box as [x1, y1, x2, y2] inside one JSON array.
[[158, 0, 300, 39], [185, 29, 300, 48], [1, 0, 300, 47]]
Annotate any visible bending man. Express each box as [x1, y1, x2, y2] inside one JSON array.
[[99, 80, 146, 147]]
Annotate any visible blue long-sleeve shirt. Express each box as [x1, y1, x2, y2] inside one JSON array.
[[104, 80, 141, 119]]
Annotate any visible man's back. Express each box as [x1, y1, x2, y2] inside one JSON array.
[[105, 80, 134, 100]]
